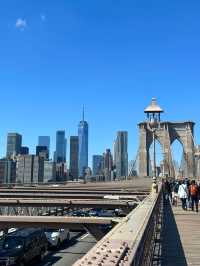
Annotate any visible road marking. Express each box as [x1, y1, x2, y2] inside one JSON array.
[[80, 233, 89, 240]]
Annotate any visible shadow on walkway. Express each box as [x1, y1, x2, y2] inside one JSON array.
[[160, 200, 187, 266]]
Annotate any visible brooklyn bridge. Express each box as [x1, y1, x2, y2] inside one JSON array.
[[0, 99, 199, 266]]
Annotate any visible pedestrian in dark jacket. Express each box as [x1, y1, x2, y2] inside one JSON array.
[[165, 180, 172, 202], [189, 180, 199, 212]]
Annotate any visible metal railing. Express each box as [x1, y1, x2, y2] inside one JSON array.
[[74, 186, 163, 266], [127, 188, 162, 266]]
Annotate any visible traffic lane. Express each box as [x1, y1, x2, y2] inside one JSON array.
[[40, 232, 97, 266]]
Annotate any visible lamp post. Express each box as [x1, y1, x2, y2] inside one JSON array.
[[144, 98, 164, 180]]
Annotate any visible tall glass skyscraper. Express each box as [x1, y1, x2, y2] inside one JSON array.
[[114, 131, 128, 178], [55, 131, 67, 163], [70, 136, 79, 180], [92, 155, 103, 176], [78, 109, 88, 177], [6, 133, 22, 158], [38, 136, 50, 152]]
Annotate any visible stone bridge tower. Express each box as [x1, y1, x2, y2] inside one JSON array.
[[138, 100, 195, 178]]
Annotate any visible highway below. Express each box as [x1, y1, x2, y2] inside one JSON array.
[[39, 232, 96, 266]]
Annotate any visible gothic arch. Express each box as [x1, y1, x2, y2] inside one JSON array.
[[138, 121, 195, 178]]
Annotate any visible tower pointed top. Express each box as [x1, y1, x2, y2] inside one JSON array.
[[144, 98, 164, 113]]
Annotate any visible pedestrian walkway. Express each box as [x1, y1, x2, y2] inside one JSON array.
[[172, 206, 200, 266], [161, 201, 200, 266]]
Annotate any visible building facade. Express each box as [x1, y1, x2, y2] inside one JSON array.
[[0, 159, 16, 184], [92, 155, 103, 176], [16, 155, 44, 184], [103, 149, 113, 180], [36, 146, 49, 160], [43, 161, 56, 183], [114, 131, 128, 178], [55, 131, 67, 163], [6, 133, 22, 158], [69, 136, 79, 180], [38, 136, 50, 152], [78, 112, 88, 177], [56, 163, 67, 182], [20, 146, 29, 155], [33, 156, 44, 183]]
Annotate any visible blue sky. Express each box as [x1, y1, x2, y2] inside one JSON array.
[[0, 0, 200, 165]]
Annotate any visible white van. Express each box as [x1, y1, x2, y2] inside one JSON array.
[[45, 229, 70, 248]]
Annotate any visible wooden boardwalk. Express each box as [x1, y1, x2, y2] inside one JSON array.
[[160, 201, 200, 266], [173, 207, 200, 266]]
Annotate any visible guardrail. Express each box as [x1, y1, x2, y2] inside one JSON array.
[[126, 187, 162, 266], [73, 186, 163, 266]]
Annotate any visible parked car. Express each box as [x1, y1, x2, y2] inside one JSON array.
[[0, 228, 48, 266], [45, 229, 70, 248]]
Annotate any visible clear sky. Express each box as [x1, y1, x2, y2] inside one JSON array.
[[0, 0, 200, 166]]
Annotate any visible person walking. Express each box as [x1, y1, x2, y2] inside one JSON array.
[[178, 180, 188, 210], [172, 180, 179, 206], [189, 180, 199, 212], [164, 179, 172, 202]]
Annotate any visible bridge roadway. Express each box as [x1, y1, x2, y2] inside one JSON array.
[[73, 188, 161, 266], [0, 179, 158, 265], [39, 232, 97, 266], [6, 180, 198, 266], [71, 184, 200, 266]]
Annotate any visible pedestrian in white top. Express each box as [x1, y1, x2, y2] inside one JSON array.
[[178, 180, 188, 210]]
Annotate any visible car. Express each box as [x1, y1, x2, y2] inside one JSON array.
[[0, 228, 48, 266], [72, 210, 89, 217], [45, 229, 70, 248], [89, 209, 115, 217], [114, 208, 126, 217], [88, 209, 100, 217], [0, 228, 17, 238], [8, 229, 17, 234]]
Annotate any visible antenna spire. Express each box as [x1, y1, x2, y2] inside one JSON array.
[[82, 105, 85, 121]]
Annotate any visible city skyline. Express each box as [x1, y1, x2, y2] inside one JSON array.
[[0, 106, 193, 168], [1, 1, 200, 165], [0, 2, 198, 264]]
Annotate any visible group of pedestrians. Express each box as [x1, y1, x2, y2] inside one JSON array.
[[164, 178, 200, 212]]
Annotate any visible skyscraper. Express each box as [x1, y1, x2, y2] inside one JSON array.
[[92, 155, 103, 176], [36, 146, 49, 160], [55, 131, 66, 163], [70, 136, 79, 180], [38, 136, 50, 152], [103, 149, 113, 180], [20, 146, 29, 155], [0, 159, 16, 184], [6, 133, 22, 158], [43, 161, 56, 183], [16, 155, 44, 184], [114, 131, 128, 178], [78, 108, 88, 177]]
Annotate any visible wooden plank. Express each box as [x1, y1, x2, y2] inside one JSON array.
[[172, 206, 200, 265]]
